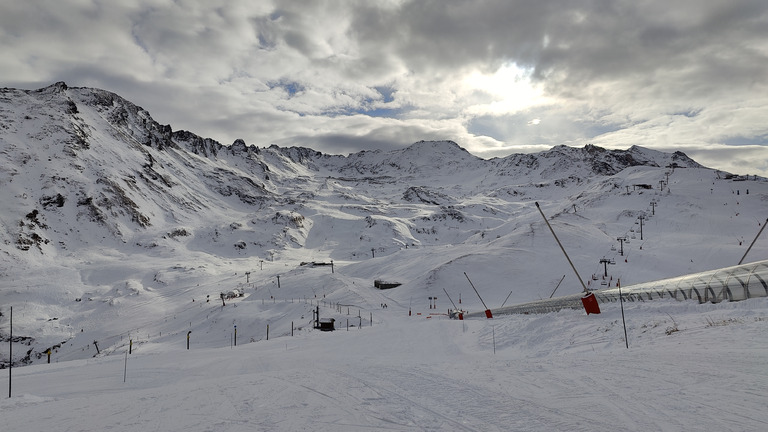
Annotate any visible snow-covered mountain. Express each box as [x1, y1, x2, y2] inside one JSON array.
[[0, 82, 700, 263], [2, 82, 768, 431], [0, 82, 764, 369]]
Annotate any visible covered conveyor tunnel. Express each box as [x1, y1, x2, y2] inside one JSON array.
[[465, 259, 768, 317]]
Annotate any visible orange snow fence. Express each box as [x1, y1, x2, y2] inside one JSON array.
[[581, 292, 601, 315]]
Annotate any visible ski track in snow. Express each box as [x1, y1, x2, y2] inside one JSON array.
[[4, 298, 768, 431]]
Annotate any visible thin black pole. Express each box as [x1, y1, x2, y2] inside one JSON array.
[[549, 275, 567, 299], [739, 218, 768, 265], [535, 202, 589, 293], [618, 285, 629, 349], [492, 326, 496, 354], [8, 306, 11, 398], [442, 287, 459, 310], [464, 272, 490, 310], [500, 289, 514, 308]]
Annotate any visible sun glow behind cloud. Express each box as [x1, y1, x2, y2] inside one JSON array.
[[462, 63, 551, 117]]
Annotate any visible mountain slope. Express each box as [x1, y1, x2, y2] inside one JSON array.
[[0, 82, 765, 369]]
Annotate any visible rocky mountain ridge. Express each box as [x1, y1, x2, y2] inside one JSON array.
[[0, 82, 702, 266], [3, 83, 766, 371]]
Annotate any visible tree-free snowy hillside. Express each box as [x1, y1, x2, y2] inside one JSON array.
[[1, 83, 767, 431]]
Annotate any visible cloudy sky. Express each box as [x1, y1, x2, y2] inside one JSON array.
[[2, 0, 767, 175]]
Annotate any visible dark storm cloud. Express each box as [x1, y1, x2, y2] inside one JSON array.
[[351, 1, 768, 96]]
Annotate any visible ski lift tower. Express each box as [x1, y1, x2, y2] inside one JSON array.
[[616, 237, 627, 256], [599, 257, 615, 277]]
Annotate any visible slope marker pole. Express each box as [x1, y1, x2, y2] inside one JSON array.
[[8, 306, 11, 398], [618, 284, 629, 349]]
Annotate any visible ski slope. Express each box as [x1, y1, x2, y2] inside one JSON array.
[[2, 296, 767, 431], [2, 84, 768, 430]]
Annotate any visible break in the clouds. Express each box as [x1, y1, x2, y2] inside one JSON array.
[[1, 0, 767, 175]]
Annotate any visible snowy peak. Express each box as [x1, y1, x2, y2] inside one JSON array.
[[0, 83, 276, 260], [492, 143, 702, 181], [327, 140, 484, 178], [0, 82, 713, 267], [4, 82, 768, 383], [400, 140, 476, 159], [69, 85, 177, 151], [545, 144, 701, 174]]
